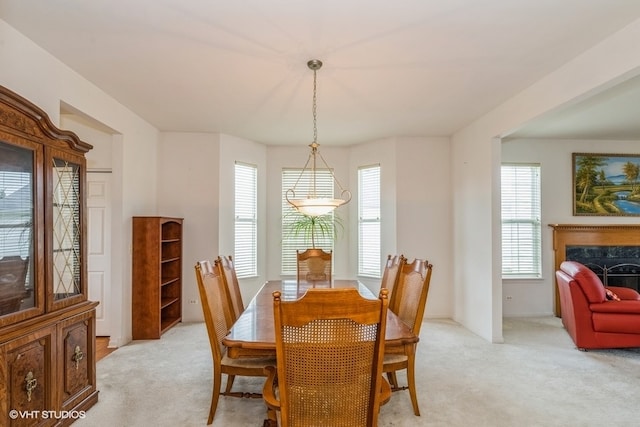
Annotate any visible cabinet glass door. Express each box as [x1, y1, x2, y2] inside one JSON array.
[[0, 141, 35, 316], [52, 156, 82, 300]]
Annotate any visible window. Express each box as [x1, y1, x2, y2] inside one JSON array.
[[359, 165, 381, 277], [234, 162, 257, 277], [281, 168, 334, 275], [501, 164, 541, 278]]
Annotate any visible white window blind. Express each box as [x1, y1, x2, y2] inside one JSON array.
[[359, 165, 381, 277], [0, 169, 33, 258], [501, 164, 541, 278], [234, 162, 257, 278], [281, 169, 334, 275]]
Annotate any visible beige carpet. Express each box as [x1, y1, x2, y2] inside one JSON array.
[[75, 317, 640, 426]]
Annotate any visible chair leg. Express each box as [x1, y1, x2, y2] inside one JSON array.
[[224, 374, 236, 394], [208, 370, 222, 424], [263, 407, 278, 427], [406, 353, 420, 416], [386, 371, 399, 389]]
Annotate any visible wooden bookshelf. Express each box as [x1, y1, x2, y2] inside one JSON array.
[[132, 216, 183, 339]]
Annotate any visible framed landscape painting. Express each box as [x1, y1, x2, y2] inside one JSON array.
[[573, 153, 640, 216]]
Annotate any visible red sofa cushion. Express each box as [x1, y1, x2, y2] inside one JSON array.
[[592, 312, 640, 334], [590, 300, 640, 314]]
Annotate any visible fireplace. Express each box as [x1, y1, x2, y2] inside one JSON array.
[[549, 224, 640, 316], [565, 245, 640, 290]]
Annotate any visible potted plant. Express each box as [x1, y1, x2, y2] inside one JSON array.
[[284, 212, 343, 249]]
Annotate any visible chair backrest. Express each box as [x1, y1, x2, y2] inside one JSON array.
[[296, 248, 332, 283], [380, 254, 404, 311], [216, 255, 245, 322], [272, 287, 388, 427], [197, 259, 215, 276], [559, 260, 606, 303], [393, 258, 433, 336], [0, 256, 30, 315], [0, 255, 29, 288], [195, 261, 233, 364]]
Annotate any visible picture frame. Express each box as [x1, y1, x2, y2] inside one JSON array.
[[573, 153, 640, 216]]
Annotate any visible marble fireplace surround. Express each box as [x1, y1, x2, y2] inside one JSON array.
[[549, 224, 640, 317]]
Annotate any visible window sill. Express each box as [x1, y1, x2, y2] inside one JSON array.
[[358, 274, 382, 280], [502, 276, 544, 281]]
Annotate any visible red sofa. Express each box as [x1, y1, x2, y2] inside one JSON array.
[[555, 260, 640, 350]]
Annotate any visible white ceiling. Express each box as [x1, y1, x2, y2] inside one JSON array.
[[506, 73, 640, 140], [2, 0, 640, 146]]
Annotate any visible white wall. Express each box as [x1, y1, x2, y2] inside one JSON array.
[[452, 17, 640, 343], [157, 133, 270, 321], [396, 137, 453, 318], [61, 114, 114, 170], [501, 138, 640, 316], [451, 130, 500, 341], [217, 134, 268, 307], [349, 136, 455, 318], [157, 132, 221, 321], [1, 19, 160, 346]]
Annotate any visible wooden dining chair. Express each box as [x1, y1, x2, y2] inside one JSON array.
[[194, 261, 275, 425], [296, 248, 332, 283], [379, 254, 405, 312], [216, 255, 245, 323], [382, 257, 433, 416], [263, 287, 391, 427], [0, 255, 31, 315]]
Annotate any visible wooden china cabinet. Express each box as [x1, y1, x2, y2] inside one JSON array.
[[0, 86, 98, 426]]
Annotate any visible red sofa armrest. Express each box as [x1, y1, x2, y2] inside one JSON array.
[[590, 300, 640, 314], [606, 286, 640, 301]]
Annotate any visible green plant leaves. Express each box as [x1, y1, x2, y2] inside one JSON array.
[[284, 213, 343, 248]]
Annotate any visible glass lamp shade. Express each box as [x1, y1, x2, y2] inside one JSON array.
[[288, 197, 347, 216]]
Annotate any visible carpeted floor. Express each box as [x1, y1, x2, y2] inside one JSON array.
[[75, 317, 640, 426]]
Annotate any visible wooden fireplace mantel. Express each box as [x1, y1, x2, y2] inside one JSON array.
[[549, 223, 640, 316]]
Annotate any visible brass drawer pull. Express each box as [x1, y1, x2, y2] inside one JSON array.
[[25, 371, 37, 402], [72, 345, 84, 369]]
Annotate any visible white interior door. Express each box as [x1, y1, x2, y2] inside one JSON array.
[[87, 171, 112, 337]]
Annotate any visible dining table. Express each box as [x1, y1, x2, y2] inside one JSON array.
[[223, 279, 418, 359]]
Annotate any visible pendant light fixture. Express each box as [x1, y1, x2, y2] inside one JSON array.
[[285, 59, 352, 217]]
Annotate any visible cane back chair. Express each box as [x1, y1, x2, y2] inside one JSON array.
[[195, 261, 275, 424], [383, 257, 433, 416], [379, 254, 405, 313], [216, 255, 245, 323], [263, 287, 391, 427]]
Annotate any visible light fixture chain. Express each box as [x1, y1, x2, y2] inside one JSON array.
[[285, 59, 352, 216], [312, 68, 318, 144]]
